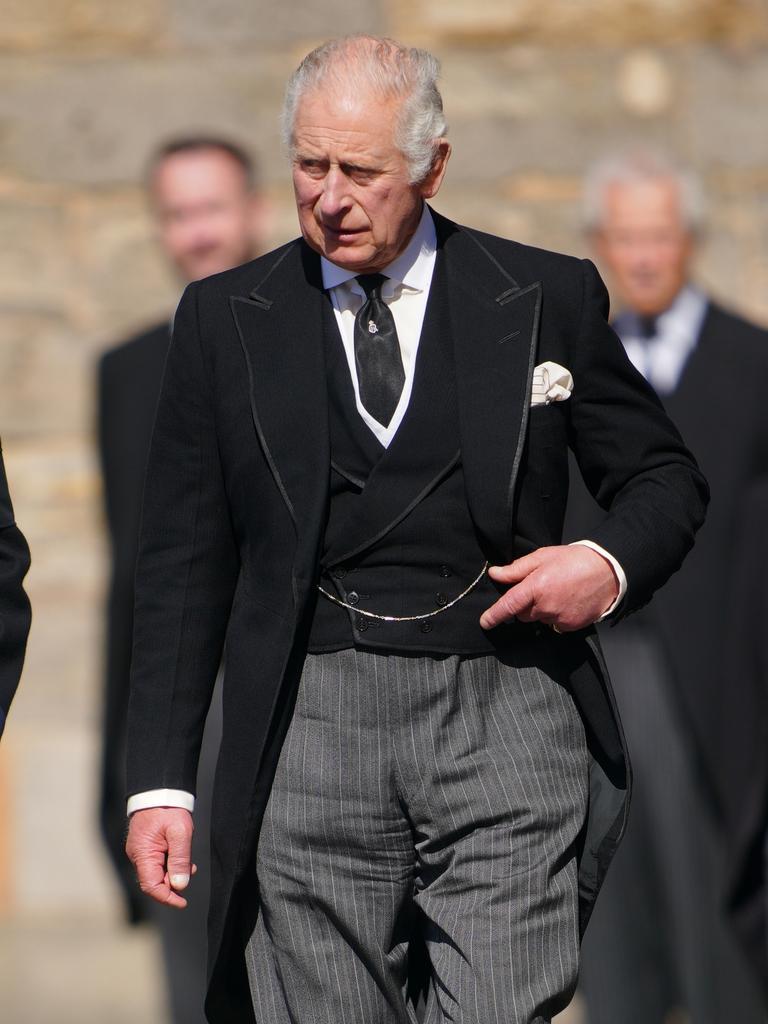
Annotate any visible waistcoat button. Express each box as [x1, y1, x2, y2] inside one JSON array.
[[347, 591, 359, 606], [435, 592, 448, 607], [356, 615, 368, 632], [419, 621, 433, 633], [333, 567, 347, 579], [439, 565, 452, 577]]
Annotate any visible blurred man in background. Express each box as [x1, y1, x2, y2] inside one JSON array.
[[570, 149, 768, 1022], [97, 136, 268, 1024], [0, 443, 31, 738]]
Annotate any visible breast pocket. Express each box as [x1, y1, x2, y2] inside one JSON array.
[[523, 405, 569, 536], [527, 405, 569, 494]]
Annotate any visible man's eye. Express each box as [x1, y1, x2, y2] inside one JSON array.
[[300, 161, 326, 178], [349, 168, 376, 184]]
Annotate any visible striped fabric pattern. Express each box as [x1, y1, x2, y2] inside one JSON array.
[[246, 647, 588, 1023]]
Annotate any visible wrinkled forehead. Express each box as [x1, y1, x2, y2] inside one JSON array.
[[291, 85, 404, 158]]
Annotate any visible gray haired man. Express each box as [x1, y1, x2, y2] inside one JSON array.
[[572, 150, 768, 1022], [125, 39, 707, 1023]]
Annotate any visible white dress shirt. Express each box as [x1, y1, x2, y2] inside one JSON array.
[[321, 203, 437, 446], [127, 206, 625, 816]]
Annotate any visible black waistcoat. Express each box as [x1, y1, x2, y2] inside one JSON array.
[[308, 261, 518, 655]]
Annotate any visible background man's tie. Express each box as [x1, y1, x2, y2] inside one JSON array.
[[353, 273, 405, 426], [637, 313, 658, 386]]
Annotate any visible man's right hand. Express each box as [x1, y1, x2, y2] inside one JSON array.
[[125, 807, 195, 909]]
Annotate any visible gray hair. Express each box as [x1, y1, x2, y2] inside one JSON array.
[[583, 149, 706, 234], [281, 35, 448, 185]]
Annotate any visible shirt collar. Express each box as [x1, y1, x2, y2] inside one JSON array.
[[320, 204, 436, 294], [656, 284, 708, 343], [616, 284, 707, 344]]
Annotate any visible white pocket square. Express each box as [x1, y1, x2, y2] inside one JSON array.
[[531, 361, 573, 406]]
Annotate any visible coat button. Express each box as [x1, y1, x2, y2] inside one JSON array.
[[333, 567, 347, 579], [347, 591, 359, 606], [356, 615, 368, 632], [435, 593, 448, 607], [439, 565, 452, 577], [419, 621, 433, 633]]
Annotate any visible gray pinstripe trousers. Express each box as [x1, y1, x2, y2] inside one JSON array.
[[245, 648, 588, 1023]]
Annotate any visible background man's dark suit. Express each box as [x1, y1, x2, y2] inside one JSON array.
[[98, 324, 221, 1023], [126, 210, 707, 1022], [672, 302, 768, 1003], [0, 443, 31, 737], [718, 475, 768, 1001], [571, 299, 768, 1017], [642, 303, 768, 813], [97, 323, 169, 922], [98, 133, 262, 1022]]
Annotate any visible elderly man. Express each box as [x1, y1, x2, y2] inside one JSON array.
[[0, 444, 31, 738], [98, 136, 267, 1024], [571, 150, 768, 1021], [125, 39, 707, 1023]]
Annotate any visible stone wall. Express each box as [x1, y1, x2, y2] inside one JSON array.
[[1, 0, 767, 928]]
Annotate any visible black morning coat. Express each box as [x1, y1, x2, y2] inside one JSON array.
[[0, 442, 31, 738], [126, 210, 709, 1022]]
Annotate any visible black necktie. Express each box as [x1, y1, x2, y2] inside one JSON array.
[[637, 314, 658, 340], [636, 314, 658, 385], [353, 273, 405, 427]]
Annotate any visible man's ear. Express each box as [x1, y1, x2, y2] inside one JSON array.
[[420, 140, 451, 200]]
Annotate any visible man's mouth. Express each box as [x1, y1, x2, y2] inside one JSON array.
[[322, 224, 365, 241]]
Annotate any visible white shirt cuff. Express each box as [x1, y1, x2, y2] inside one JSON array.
[[569, 540, 627, 620], [126, 789, 195, 816]]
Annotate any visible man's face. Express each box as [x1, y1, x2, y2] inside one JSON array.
[[150, 149, 265, 282], [593, 178, 695, 316], [291, 87, 449, 273]]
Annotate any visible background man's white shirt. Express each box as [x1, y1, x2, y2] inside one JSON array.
[[618, 285, 707, 395]]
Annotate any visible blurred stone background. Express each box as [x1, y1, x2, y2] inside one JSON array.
[[1, 0, 767, 1019]]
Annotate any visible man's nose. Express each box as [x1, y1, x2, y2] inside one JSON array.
[[319, 167, 351, 218]]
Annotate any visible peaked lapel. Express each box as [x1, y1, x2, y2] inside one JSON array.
[[434, 212, 542, 561], [229, 241, 330, 575], [321, 252, 460, 568]]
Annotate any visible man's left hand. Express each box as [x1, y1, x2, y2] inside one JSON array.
[[479, 545, 619, 632]]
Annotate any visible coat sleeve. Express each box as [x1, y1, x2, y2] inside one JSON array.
[[127, 283, 239, 797], [567, 260, 709, 614], [0, 444, 32, 738]]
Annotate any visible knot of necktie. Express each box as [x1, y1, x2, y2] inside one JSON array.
[[637, 314, 658, 340], [356, 273, 387, 301]]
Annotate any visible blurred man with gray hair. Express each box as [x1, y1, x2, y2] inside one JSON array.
[[98, 134, 268, 1024], [571, 149, 768, 1021], [124, 40, 707, 1023]]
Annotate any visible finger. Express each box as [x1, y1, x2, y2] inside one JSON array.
[[480, 578, 535, 630], [487, 551, 543, 584], [136, 855, 188, 908], [166, 821, 193, 892]]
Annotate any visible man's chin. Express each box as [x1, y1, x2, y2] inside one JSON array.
[[301, 229, 384, 272], [323, 243, 384, 274]]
